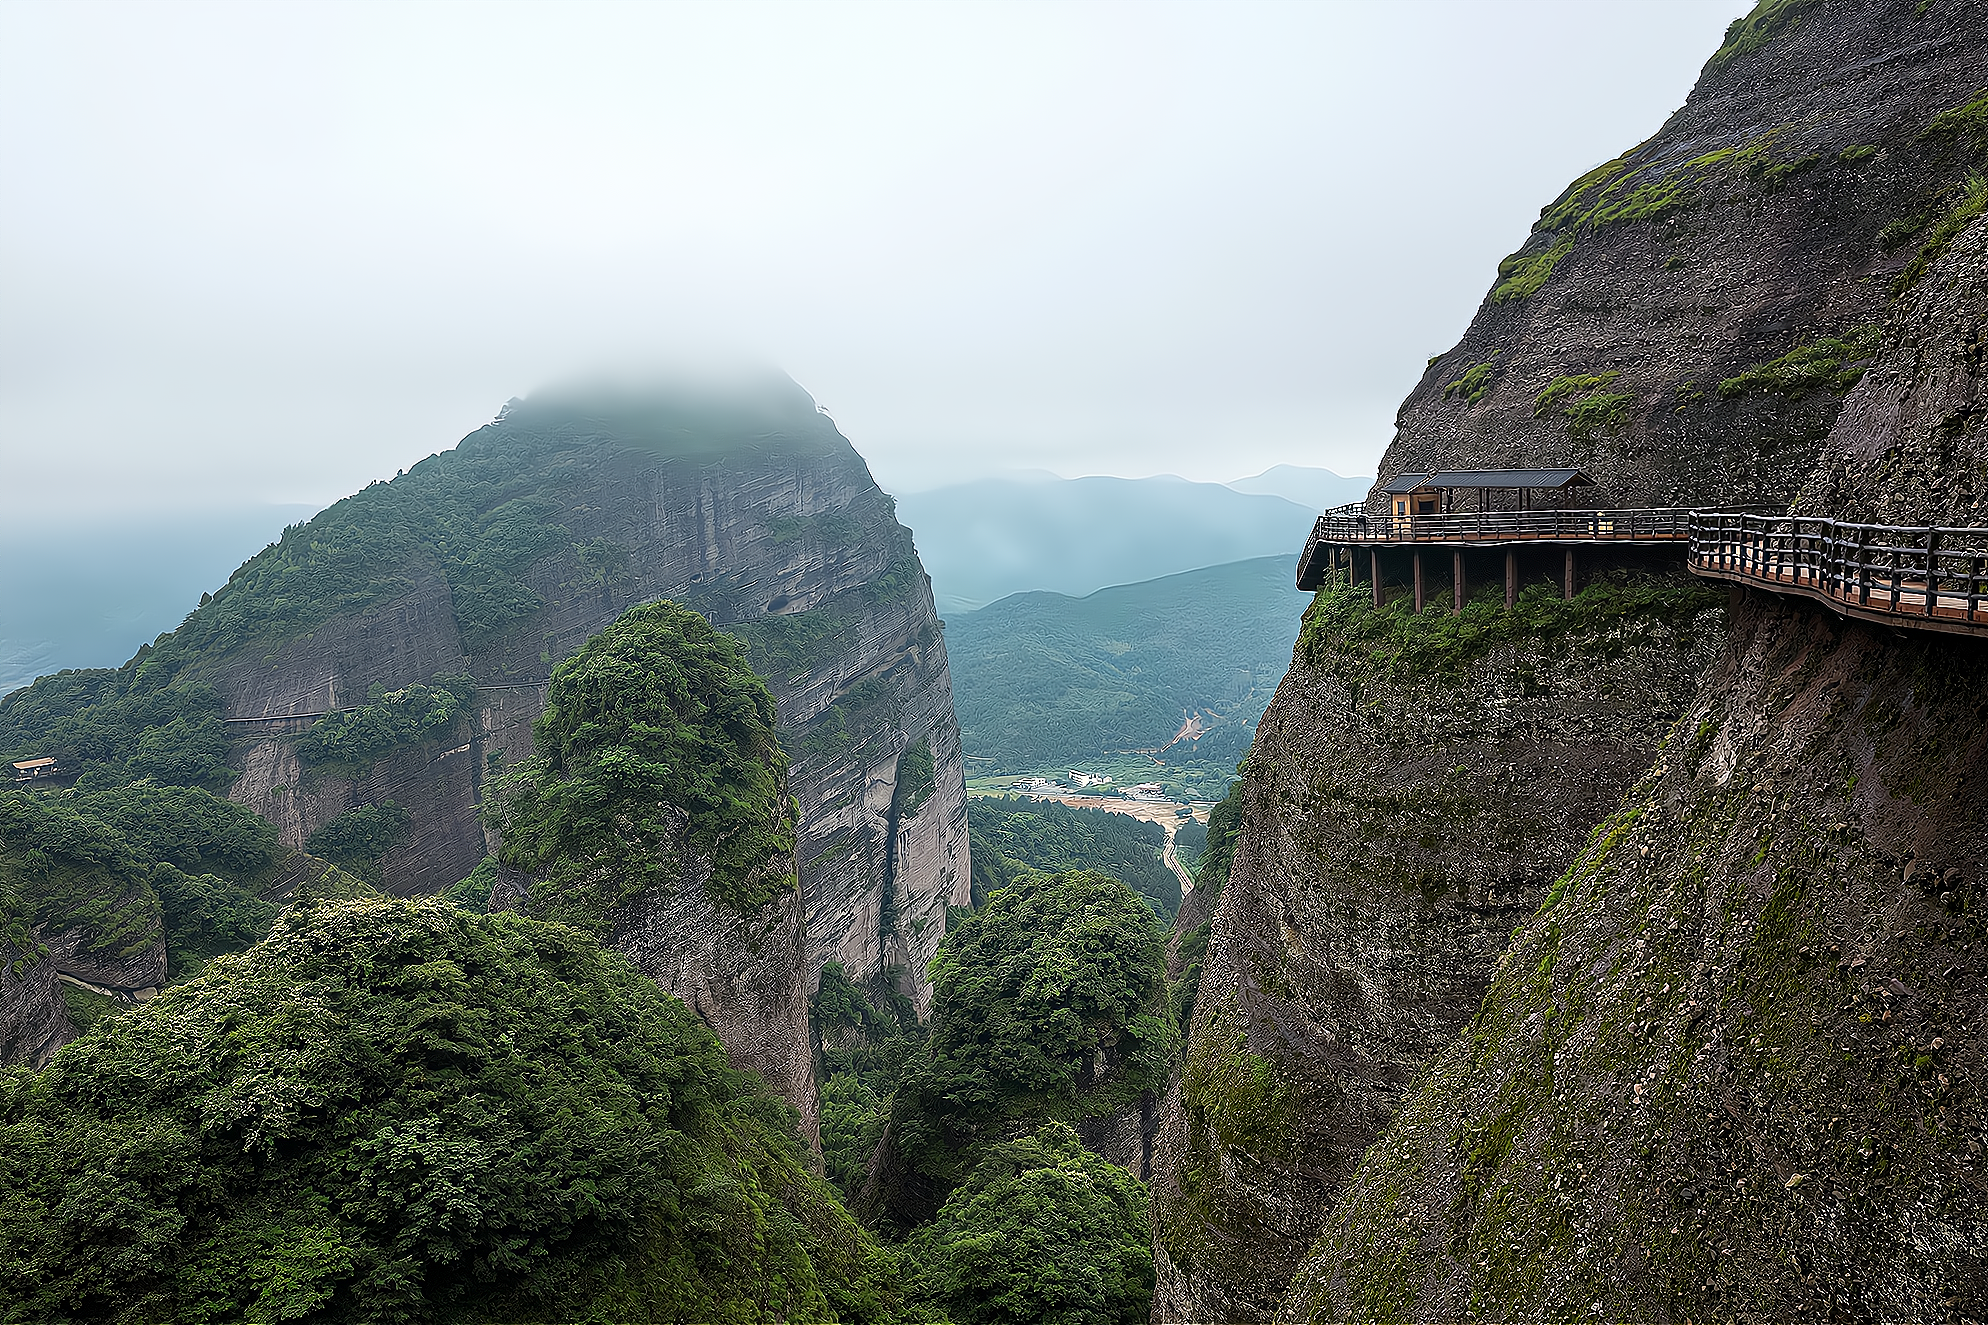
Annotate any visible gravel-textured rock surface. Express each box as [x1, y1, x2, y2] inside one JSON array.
[[1375, 0, 1988, 515], [1150, 4, 1988, 1318]]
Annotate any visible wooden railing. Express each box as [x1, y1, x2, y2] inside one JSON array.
[[1688, 512, 1988, 636], [1308, 506, 1695, 547]]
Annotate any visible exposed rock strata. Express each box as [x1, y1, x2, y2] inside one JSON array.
[[1150, 572, 1723, 1319], [209, 385, 966, 1128], [1151, 4, 1988, 1317]]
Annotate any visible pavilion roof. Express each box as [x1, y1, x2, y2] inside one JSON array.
[[1381, 468, 1593, 494]]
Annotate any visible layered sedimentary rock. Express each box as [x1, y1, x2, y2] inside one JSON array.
[[1281, 195, 1988, 1325], [1150, 574, 1724, 1317], [197, 380, 969, 1124], [1151, 2, 1988, 1317]]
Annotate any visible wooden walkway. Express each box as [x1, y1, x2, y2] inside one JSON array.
[[1687, 512, 1988, 639], [1296, 506, 1690, 590], [1297, 505, 1988, 639]]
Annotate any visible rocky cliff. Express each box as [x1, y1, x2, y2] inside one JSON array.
[[1151, 2, 1988, 1318], [1378, 0, 1988, 513], [1280, 182, 1988, 1325], [3, 378, 969, 1129]]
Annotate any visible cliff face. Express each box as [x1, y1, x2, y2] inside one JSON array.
[[1378, 0, 1988, 512], [1279, 204, 1988, 1325], [1150, 3, 1988, 1319], [1150, 575, 1724, 1318], [194, 380, 967, 1125]]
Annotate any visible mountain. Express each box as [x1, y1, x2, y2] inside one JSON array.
[[892, 475, 1316, 616], [1225, 465, 1371, 511], [1151, 3, 1988, 1319], [944, 556, 1306, 788], [0, 505, 316, 696], [0, 376, 971, 1147]]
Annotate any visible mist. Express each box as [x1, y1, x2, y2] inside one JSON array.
[[2, 0, 1749, 513]]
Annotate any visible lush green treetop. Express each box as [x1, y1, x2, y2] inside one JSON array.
[[0, 897, 894, 1324], [969, 797, 1179, 918], [890, 870, 1172, 1200], [489, 601, 795, 927], [903, 1122, 1154, 1325]]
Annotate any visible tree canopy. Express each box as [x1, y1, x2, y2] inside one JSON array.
[[0, 897, 895, 1324], [890, 869, 1171, 1198], [903, 1123, 1154, 1325], [489, 601, 795, 927]]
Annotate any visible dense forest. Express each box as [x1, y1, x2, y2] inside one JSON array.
[[968, 796, 1181, 917], [2, 596, 1193, 1323], [0, 898, 896, 1324], [944, 556, 1303, 784], [814, 867, 1170, 1323], [488, 601, 797, 926]]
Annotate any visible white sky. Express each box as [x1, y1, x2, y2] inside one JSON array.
[[0, 0, 1750, 509]]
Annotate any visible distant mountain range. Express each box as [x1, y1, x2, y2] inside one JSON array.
[[943, 555, 1308, 782], [1226, 464, 1372, 511], [894, 466, 1368, 615]]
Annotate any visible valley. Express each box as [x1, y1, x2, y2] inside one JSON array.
[[5, 2, 1988, 1321]]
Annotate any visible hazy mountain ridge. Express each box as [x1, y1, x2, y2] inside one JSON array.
[[944, 556, 1305, 783], [895, 475, 1317, 616]]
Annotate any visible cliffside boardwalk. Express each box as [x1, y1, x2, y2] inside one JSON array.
[[1297, 497, 1988, 640], [1688, 511, 1988, 638]]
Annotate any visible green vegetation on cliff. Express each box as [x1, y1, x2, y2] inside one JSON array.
[[889, 869, 1172, 1201], [0, 785, 286, 986], [1718, 326, 1884, 398], [1708, 0, 1817, 68], [902, 1123, 1154, 1325], [1443, 356, 1500, 404], [1299, 574, 1725, 680], [489, 601, 796, 929], [1535, 372, 1631, 441], [0, 671, 234, 792], [305, 801, 413, 884], [0, 897, 897, 1323], [969, 796, 1181, 917], [296, 679, 471, 773], [812, 961, 926, 1203]]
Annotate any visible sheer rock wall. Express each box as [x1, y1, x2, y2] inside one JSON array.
[[211, 395, 968, 1128], [1150, 2, 1988, 1318]]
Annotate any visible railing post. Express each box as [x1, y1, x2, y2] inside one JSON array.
[[1858, 527, 1871, 607], [1890, 539, 1901, 613], [1925, 528, 1940, 617]]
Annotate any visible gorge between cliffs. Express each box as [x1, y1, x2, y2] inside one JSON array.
[[4, 1, 1988, 1321]]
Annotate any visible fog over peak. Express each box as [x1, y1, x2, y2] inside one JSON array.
[[2, 0, 1747, 515]]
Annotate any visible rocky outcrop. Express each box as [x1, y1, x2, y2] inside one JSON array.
[[1283, 589, 1988, 1321], [1279, 195, 1988, 1325], [1150, 570, 1724, 1319], [1376, 0, 1988, 513], [0, 953, 75, 1069], [201, 380, 967, 1125], [1150, 4, 1988, 1318]]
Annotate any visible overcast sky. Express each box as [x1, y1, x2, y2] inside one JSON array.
[[1, 0, 1750, 510]]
